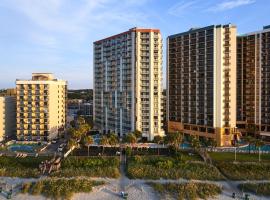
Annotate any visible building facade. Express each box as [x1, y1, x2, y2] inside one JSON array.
[[162, 89, 167, 133], [16, 73, 67, 141], [94, 27, 164, 140], [0, 96, 16, 141], [68, 99, 93, 118], [237, 26, 270, 137], [167, 24, 237, 146]]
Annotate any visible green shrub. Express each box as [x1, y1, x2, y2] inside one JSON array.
[[22, 178, 104, 200], [127, 156, 224, 180], [31, 181, 44, 195], [215, 161, 270, 180], [238, 183, 270, 196], [51, 157, 120, 178], [21, 182, 32, 194], [156, 160, 173, 169], [126, 147, 132, 156], [0, 156, 49, 178], [149, 182, 221, 200]]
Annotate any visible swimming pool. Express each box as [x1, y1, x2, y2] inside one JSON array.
[[180, 143, 191, 149], [239, 144, 270, 152], [7, 144, 39, 152]]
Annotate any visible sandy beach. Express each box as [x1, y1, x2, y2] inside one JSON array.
[[0, 177, 269, 200]]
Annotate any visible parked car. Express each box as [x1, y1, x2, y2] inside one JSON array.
[[59, 143, 66, 148], [58, 146, 63, 152], [52, 139, 58, 144]]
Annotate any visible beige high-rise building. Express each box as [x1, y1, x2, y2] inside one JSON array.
[[237, 25, 270, 138], [167, 24, 237, 146], [94, 27, 164, 140], [16, 73, 67, 141], [0, 96, 16, 141]]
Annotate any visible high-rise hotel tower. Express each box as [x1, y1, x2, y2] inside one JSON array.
[[237, 26, 270, 137], [16, 73, 67, 141], [94, 28, 164, 140], [167, 24, 237, 146]]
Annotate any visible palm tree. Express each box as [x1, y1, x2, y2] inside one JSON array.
[[208, 139, 217, 152], [243, 136, 255, 154], [191, 136, 201, 151], [164, 132, 183, 151], [108, 133, 119, 146], [123, 133, 137, 154], [246, 124, 257, 137], [254, 139, 264, 162], [99, 135, 109, 155], [153, 135, 163, 155], [77, 116, 85, 126], [83, 135, 94, 157], [67, 138, 77, 155], [133, 130, 142, 140], [71, 129, 83, 141]]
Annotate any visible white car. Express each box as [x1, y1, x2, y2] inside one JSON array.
[[58, 146, 63, 152], [52, 139, 57, 144]]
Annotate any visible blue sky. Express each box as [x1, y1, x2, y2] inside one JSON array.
[[0, 0, 269, 89]]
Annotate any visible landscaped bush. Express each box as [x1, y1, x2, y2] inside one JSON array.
[[0, 156, 49, 178], [238, 183, 270, 196], [127, 156, 224, 180], [21, 178, 104, 200], [51, 156, 120, 178], [215, 161, 270, 180], [149, 182, 222, 200]]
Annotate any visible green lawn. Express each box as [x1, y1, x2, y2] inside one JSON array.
[[149, 182, 222, 200], [22, 178, 104, 200], [0, 156, 50, 178], [238, 183, 270, 196], [127, 155, 224, 180], [51, 156, 120, 178], [209, 152, 270, 162], [209, 152, 270, 180]]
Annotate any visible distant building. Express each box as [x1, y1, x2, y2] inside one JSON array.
[[0, 88, 16, 97], [162, 89, 167, 133], [0, 96, 16, 141], [67, 99, 93, 118], [16, 73, 67, 141], [94, 27, 164, 140], [167, 24, 237, 146], [237, 26, 270, 139]]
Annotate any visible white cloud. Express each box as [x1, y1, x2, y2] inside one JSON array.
[[168, 1, 197, 16], [207, 0, 256, 12], [0, 0, 153, 88]]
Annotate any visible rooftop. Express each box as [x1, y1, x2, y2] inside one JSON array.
[[94, 27, 160, 44], [168, 24, 236, 39]]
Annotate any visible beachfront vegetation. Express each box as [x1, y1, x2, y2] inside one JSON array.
[[214, 161, 270, 180], [0, 156, 49, 178], [127, 155, 224, 180], [51, 156, 120, 178], [149, 182, 222, 200], [238, 183, 270, 197], [21, 178, 104, 200], [209, 152, 270, 180]]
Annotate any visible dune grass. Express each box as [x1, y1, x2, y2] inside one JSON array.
[[238, 183, 270, 196], [0, 156, 49, 178], [127, 155, 224, 180], [51, 156, 120, 178], [149, 182, 222, 200], [21, 178, 105, 200]]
